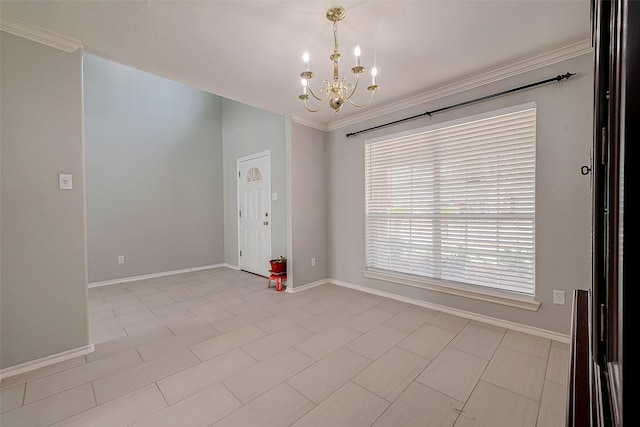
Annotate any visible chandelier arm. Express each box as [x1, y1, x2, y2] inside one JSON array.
[[303, 97, 324, 113], [347, 89, 376, 108], [343, 73, 361, 100], [306, 84, 325, 102]]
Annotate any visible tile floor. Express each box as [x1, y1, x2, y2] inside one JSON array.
[[0, 267, 569, 426]]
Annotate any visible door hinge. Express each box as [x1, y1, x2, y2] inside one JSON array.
[[239, 210, 242, 218], [238, 171, 241, 178], [239, 250, 242, 257]]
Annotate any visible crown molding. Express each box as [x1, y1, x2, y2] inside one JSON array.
[[325, 39, 593, 132], [0, 14, 81, 52], [289, 115, 328, 132]]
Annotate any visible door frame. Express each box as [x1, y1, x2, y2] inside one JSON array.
[[236, 150, 272, 274]]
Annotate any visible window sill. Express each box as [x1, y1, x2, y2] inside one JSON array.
[[362, 269, 540, 312]]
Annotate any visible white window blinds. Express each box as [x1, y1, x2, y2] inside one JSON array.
[[365, 105, 536, 296]]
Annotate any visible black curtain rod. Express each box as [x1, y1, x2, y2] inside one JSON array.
[[345, 72, 576, 138]]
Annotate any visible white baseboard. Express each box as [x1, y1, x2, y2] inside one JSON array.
[[0, 344, 94, 381], [88, 264, 230, 288], [285, 278, 327, 293], [320, 278, 570, 344]]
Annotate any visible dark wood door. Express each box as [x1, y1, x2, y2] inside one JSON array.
[[585, 1, 637, 425]]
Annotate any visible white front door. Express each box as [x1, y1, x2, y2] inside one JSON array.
[[237, 151, 272, 276]]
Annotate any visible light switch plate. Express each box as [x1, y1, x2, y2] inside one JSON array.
[[59, 174, 72, 190]]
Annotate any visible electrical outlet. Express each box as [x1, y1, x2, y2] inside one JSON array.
[[59, 173, 72, 190], [118, 256, 125, 264], [553, 290, 565, 305], [311, 258, 316, 267]]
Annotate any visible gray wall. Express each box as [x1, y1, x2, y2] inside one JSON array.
[[1, 33, 89, 369], [327, 54, 594, 335], [84, 54, 224, 283], [221, 99, 287, 268], [290, 122, 328, 288]]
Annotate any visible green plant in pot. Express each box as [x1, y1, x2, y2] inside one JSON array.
[[269, 256, 287, 273]]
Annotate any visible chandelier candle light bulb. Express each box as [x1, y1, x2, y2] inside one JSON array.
[[303, 52, 310, 71], [298, 5, 379, 115]]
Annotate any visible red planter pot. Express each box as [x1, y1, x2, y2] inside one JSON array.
[[269, 260, 287, 273]]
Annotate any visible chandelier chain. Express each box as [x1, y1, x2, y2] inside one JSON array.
[[333, 20, 339, 55]]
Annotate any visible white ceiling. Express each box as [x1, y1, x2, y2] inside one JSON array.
[[0, 1, 592, 129]]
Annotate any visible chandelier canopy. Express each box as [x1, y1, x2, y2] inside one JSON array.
[[298, 6, 379, 115]]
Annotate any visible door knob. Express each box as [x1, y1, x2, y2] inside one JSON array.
[[263, 221, 269, 225]]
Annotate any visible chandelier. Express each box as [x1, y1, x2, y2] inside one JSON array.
[[298, 6, 379, 115]]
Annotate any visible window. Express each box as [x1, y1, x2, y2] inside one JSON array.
[[365, 104, 536, 296], [246, 167, 262, 182]]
